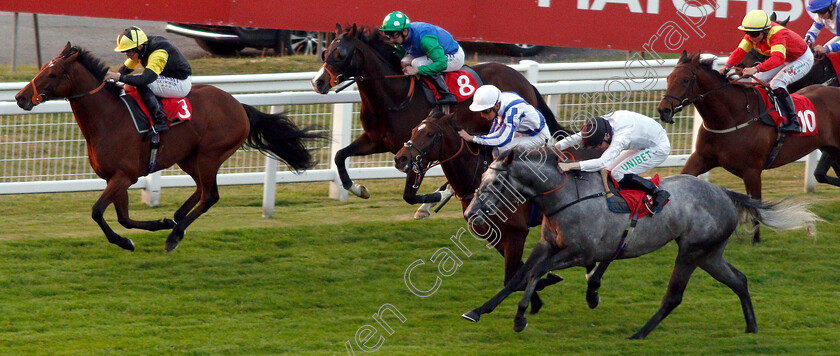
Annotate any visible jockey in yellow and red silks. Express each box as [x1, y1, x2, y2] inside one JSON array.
[[720, 10, 813, 133]]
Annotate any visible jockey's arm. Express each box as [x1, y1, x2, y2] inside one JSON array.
[[755, 45, 786, 72], [805, 21, 824, 44], [473, 116, 515, 147], [724, 37, 754, 69], [417, 35, 447, 76], [119, 49, 169, 86], [555, 132, 583, 151], [577, 136, 626, 172], [825, 36, 840, 53]]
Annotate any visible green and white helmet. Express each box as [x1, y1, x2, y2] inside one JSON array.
[[380, 11, 411, 32]]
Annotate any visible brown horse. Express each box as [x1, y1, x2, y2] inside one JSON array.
[[312, 24, 564, 203], [658, 51, 840, 242], [15, 43, 325, 252], [395, 111, 575, 314]]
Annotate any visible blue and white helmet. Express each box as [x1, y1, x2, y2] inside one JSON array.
[[808, 0, 834, 12]]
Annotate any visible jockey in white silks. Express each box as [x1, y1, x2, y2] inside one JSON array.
[[555, 110, 672, 213]]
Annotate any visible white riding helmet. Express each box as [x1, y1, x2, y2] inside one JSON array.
[[469, 85, 502, 112]]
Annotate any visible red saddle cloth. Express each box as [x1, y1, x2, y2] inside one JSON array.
[[609, 173, 665, 219], [125, 85, 193, 125], [421, 70, 480, 103], [757, 88, 818, 137]]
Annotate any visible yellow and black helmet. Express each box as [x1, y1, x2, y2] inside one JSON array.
[[114, 26, 148, 52], [737, 10, 772, 31]]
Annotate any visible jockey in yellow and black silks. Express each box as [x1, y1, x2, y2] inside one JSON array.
[[105, 26, 192, 134]]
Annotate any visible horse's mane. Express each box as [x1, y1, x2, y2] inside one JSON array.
[[59, 45, 122, 98], [348, 25, 402, 71]]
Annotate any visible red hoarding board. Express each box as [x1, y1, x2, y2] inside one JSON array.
[[0, 0, 828, 54]]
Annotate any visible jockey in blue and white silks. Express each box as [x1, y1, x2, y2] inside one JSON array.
[[805, 0, 840, 55], [458, 85, 553, 156]]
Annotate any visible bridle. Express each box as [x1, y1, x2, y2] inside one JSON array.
[[661, 65, 731, 114], [28, 56, 106, 106], [320, 36, 415, 110], [402, 119, 478, 188]]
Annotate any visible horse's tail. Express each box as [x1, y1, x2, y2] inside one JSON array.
[[725, 189, 821, 235], [242, 104, 327, 171], [531, 84, 572, 139]]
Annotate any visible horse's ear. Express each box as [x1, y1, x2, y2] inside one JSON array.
[[349, 24, 357, 37], [335, 23, 342, 34], [61, 42, 71, 55], [770, 12, 776, 22]]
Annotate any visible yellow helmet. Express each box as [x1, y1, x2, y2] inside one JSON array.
[[738, 10, 771, 31], [114, 26, 148, 52]]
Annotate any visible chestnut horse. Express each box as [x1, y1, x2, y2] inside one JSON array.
[[395, 111, 583, 314], [15, 43, 325, 252], [312, 25, 564, 206], [658, 52, 840, 243]]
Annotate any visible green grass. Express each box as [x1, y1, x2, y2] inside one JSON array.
[[0, 165, 839, 354]]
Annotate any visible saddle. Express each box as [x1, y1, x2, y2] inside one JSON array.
[[120, 86, 193, 134], [420, 66, 483, 105], [601, 171, 665, 219], [756, 87, 818, 137]]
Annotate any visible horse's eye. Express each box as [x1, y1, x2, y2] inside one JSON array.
[[426, 132, 434, 137], [47, 73, 57, 78], [682, 78, 689, 84]]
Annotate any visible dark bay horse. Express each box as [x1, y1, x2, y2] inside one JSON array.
[[462, 147, 818, 338], [311, 24, 564, 204], [15, 43, 324, 252], [658, 52, 840, 243], [394, 111, 571, 313]]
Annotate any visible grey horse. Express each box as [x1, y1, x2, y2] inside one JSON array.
[[462, 146, 820, 339]]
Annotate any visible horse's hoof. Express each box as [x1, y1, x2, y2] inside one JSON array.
[[529, 298, 543, 315], [165, 231, 184, 253], [121, 238, 135, 252], [461, 310, 481, 322], [165, 239, 179, 253], [513, 316, 528, 332], [586, 291, 600, 309], [349, 183, 370, 199], [162, 218, 177, 229], [545, 272, 564, 285], [414, 206, 431, 220]]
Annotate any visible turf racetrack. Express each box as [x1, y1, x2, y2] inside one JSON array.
[[0, 164, 838, 355]]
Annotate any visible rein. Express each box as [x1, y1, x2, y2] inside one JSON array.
[[663, 66, 769, 134], [542, 172, 606, 217]]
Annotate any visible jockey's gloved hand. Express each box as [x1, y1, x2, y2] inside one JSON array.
[[403, 66, 419, 76]]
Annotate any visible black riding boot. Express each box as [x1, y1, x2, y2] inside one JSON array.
[[137, 86, 168, 134], [773, 87, 802, 133], [618, 174, 670, 214], [429, 74, 457, 106]]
